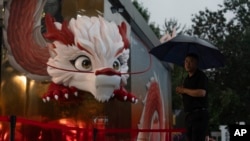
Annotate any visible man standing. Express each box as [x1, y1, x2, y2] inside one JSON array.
[[176, 53, 209, 141]]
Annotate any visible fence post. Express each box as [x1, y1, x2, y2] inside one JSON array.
[[10, 115, 16, 141]]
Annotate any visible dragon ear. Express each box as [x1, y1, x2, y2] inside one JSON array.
[[43, 14, 74, 45], [118, 22, 130, 49], [47, 43, 57, 58]]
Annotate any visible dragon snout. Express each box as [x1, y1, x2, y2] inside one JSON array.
[[95, 68, 121, 76], [94, 68, 121, 102]]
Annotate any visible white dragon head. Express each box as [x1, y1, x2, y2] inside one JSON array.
[[4, 0, 137, 103], [44, 15, 130, 102]]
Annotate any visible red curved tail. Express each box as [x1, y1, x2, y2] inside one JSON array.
[[3, 0, 50, 80]]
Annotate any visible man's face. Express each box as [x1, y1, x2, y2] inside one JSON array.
[[184, 56, 198, 73]]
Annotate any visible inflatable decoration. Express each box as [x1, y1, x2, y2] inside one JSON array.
[[3, 0, 138, 104]]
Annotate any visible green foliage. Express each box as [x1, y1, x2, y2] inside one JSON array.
[[171, 65, 187, 110], [132, 0, 150, 23], [162, 18, 192, 35], [132, 0, 161, 38], [149, 22, 161, 38], [191, 0, 250, 130]]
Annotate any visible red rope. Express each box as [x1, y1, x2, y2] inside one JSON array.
[[0, 116, 86, 131], [100, 128, 186, 133], [0, 116, 9, 122], [0, 116, 185, 133], [46, 48, 153, 75]]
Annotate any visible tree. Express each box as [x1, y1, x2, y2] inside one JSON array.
[[132, 0, 150, 23], [162, 18, 192, 35], [191, 0, 250, 130], [132, 0, 161, 38]]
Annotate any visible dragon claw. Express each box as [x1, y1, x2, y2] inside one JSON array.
[[54, 95, 59, 100], [134, 99, 138, 104], [74, 92, 78, 97], [42, 98, 46, 103], [113, 86, 138, 103], [124, 96, 127, 101], [42, 83, 81, 102], [64, 93, 69, 99]]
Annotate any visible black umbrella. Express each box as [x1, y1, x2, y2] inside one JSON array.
[[149, 35, 225, 69]]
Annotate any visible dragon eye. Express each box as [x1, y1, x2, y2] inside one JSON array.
[[72, 56, 92, 71], [113, 60, 121, 71]]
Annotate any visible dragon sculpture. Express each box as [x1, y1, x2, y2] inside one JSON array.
[[3, 0, 138, 104]]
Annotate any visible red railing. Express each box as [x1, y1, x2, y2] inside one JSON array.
[[0, 115, 186, 141]]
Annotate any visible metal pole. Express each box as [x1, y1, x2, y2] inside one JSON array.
[[9, 115, 16, 141]]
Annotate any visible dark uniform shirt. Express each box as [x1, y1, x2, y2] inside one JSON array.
[[182, 69, 208, 112]]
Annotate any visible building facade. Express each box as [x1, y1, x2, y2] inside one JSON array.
[[0, 0, 172, 140]]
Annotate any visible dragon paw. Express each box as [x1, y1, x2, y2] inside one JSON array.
[[42, 83, 79, 102], [113, 87, 138, 104]]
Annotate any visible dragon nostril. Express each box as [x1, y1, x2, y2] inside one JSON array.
[[95, 68, 121, 76]]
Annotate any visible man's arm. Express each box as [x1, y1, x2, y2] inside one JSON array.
[[176, 86, 206, 97]]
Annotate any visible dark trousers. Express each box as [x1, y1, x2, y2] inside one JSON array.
[[185, 110, 209, 141]]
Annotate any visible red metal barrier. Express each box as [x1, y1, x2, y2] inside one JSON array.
[[0, 116, 185, 141]]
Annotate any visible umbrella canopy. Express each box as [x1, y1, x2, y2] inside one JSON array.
[[149, 35, 225, 69]]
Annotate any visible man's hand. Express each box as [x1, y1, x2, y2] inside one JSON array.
[[176, 86, 185, 94]]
